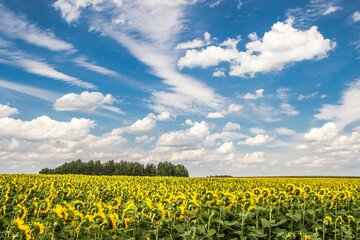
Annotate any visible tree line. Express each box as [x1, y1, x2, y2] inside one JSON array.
[[39, 159, 189, 177]]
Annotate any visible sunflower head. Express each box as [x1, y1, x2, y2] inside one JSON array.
[[324, 216, 332, 226]]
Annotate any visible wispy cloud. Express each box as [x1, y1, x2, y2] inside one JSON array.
[[0, 49, 95, 89], [0, 79, 60, 102], [286, 0, 342, 27], [0, 3, 74, 52], [53, 0, 224, 114], [73, 56, 118, 76]]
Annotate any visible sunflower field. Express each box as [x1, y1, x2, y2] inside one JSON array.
[[1, 174, 360, 239]]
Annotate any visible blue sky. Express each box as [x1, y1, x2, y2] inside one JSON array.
[[0, 0, 359, 176]]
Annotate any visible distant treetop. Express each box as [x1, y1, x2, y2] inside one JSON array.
[[39, 159, 189, 177]]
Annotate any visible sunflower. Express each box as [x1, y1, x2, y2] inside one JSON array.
[[33, 221, 45, 234], [324, 216, 332, 225]]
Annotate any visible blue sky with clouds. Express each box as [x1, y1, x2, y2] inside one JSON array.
[[0, 0, 360, 176]]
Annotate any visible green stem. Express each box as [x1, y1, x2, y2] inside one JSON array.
[[268, 208, 272, 240]]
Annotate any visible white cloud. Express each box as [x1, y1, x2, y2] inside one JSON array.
[[250, 127, 266, 134], [238, 134, 274, 146], [323, 6, 341, 15], [220, 36, 241, 49], [8, 138, 20, 150], [315, 79, 360, 129], [0, 116, 94, 140], [0, 50, 95, 89], [206, 103, 242, 118], [0, 3, 74, 51], [295, 144, 309, 150], [54, 0, 223, 113], [175, 32, 211, 49], [206, 111, 225, 118], [320, 94, 327, 99], [243, 89, 264, 100], [248, 32, 258, 41], [73, 56, 118, 76], [304, 122, 339, 141], [223, 122, 240, 131], [216, 141, 235, 153], [126, 116, 157, 134], [204, 131, 247, 146], [275, 127, 296, 135], [212, 70, 225, 77], [0, 104, 18, 118], [286, 1, 343, 27], [280, 103, 300, 116], [352, 11, 360, 22], [228, 103, 242, 113], [53, 0, 104, 24], [209, 0, 224, 8], [237, 0, 243, 9], [236, 152, 266, 163], [148, 112, 172, 121], [185, 119, 195, 126], [53, 91, 123, 113], [157, 121, 210, 147], [277, 87, 290, 100], [285, 156, 332, 168], [178, 46, 237, 69], [250, 103, 280, 122], [135, 135, 156, 143], [298, 91, 318, 100], [178, 19, 335, 77]]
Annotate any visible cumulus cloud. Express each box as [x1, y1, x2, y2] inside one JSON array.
[[135, 135, 156, 143], [223, 122, 240, 131], [212, 70, 225, 77], [175, 32, 211, 49], [0, 116, 94, 140], [125, 117, 157, 134], [275, 127, 296, 135], [238, 134, 274, 146], [148, 112, 172, 121], [53, 91, 122, 113], [280, 103, 300, 116], [157, 121, 210, 147], [304, 122, 339, 141], [315, 79, 360, 129], [295, 144, 309, 150], [0, 104, 18, 118], [243, 89, 264, 100], [206, 103, 242, 118], [235, 152, 266, 164], [228, 103, 243, 113], [216, 141, 235, 153], [352, 11, 360, 22], [178, 46, 237, 69], [250, 128, 266, 134], [206, 112, 225, 118], [178, 19, 335, 77], [0, 3, 74, 51]]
